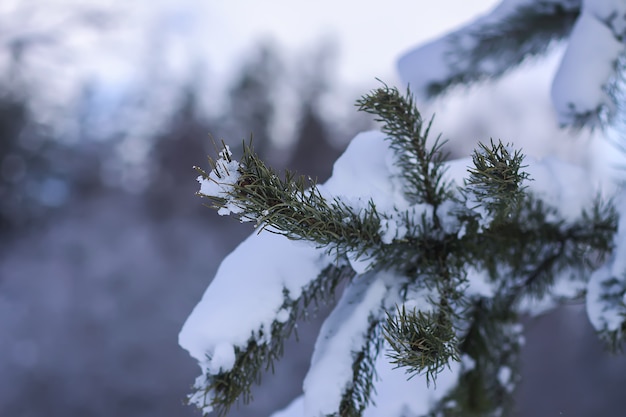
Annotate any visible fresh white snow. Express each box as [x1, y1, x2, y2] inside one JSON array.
[[197, 146, 244, 216], [302, 272, 390, 416], [551, 4, 624, 125], [178, 231, 324, 366]]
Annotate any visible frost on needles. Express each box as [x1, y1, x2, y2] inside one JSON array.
[[179, 85, 623, 417]]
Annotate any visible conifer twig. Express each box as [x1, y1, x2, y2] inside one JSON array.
[[356, 82, 451, 211]]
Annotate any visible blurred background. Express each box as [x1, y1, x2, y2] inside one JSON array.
[[0, 1, 625, 416]]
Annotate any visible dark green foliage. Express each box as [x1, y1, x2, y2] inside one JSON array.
[[427, 302, 522, 417], [193, 84, 618, 417], [463, 195, 617, 302], [197, 141, 383, 262], [356, 82, 451, 208], [383, 306, 459, 385], [465, 140, 529, 222]]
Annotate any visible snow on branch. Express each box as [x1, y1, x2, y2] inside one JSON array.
[[196, 144, 244, 217], [552, 0, 626, 125], [302, 272, 392, 417], [398, 0, 580, 99], [182, 84, 618, 417], [587, 196, 626, 351], [398, 0, 626, 127], [179, 231, 354, 415]]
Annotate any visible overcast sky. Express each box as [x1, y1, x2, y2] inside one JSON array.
[[0, 0, 503, 146], [1, 0, 501, 103], [204, 0, 498, 84]]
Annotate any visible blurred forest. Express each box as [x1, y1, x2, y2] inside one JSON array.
[[0, 3, 372, 417], [0, 2, 625, 417]]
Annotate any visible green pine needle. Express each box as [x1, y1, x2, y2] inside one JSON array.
[[383, 306, 459, 385]]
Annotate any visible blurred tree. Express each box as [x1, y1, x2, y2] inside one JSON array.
[[220, 42, 284, 161], [0, 93, 30, 235], [287, 41, 343, 181], [0, 91, 79, 240], [288, 102, 340, 182], [144, 87, 214, 220], [0, 1, 117, 240]]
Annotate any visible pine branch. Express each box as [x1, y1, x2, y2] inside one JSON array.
[[465, 194, 617, 303], [590, 274, 626, 352], [196, 85, 456, 269], [336, 316, 383, 417], [197, 140, 383, 261], [464, 139, 529, 223], [190, 264, 354, 416], [383, 306, 459, 385], [356, 83, 451, 210], [420, 2, 580, 97], [426, 301, 522, 417], [375, 136, 617, 391], [191, 80, 621, 417], [374, 209, 463, 279]]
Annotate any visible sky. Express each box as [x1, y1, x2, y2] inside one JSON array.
[[204, 0, 499, 85], [0, 0, 502, 117]]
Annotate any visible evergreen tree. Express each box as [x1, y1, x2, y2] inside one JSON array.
[[180, 1, 626, 416], [221, 42, 283, 161], [145, 87, 214, 220]]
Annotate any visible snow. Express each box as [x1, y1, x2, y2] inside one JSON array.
[[207, 343, 236, 374], [551, 3, 625, 125], [197, 146, 244, 216], [276, 308, 291, 324], [380, 213, 410, 244], [436, 199, 463, 235], [302, 272, 390, 416], [396, 35, 458, 101], [272, 345, 462, 417], [346, 252, 372, 275], [464, 266, 496, 298], [178, 231, 324, 366], [320, 130, 416, 272], [587, 0, 626, 33], [320, 131, 406, 212], [182, 131, 402, 365], [498, 366, 513, 388], [523, 155, 597, 221], [461, 354, 476, 371], [364, 351, 460, 417]]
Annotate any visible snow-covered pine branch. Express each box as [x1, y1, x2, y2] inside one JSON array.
[[398, 0, 626, 126], [180, 85, 620, 417]]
